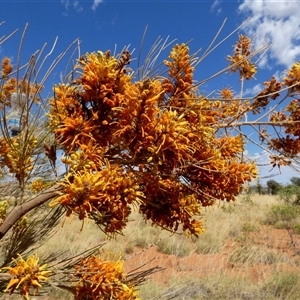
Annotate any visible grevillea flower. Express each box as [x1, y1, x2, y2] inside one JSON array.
[[227, 34, 257, 80], [0, 200, 9, 225], [51, 159, 143, 233], [4, 135, 37, 183], [164, 43, 194, 101], [29, 179, 49, 193], [219, 87, 234, 100], [74, 254, 140, 300], [3, 254, 51, 300], [1, 57, 13, 78], [251, 77, 282, 114], [48, 44, 258, 237], [284, 61, 300, 96]]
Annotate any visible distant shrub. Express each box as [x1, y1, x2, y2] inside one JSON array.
[[267, 179, 282, 195], [264, 204, 300, 246], [265, 204, 299, 227], [279, 184, 300, 205]]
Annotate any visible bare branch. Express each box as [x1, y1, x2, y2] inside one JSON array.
[[0, 184, 61, 240]]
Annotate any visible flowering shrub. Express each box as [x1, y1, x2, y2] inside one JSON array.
[[1, 24, 300, 299]]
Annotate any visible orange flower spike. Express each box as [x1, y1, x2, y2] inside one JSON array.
[[51, 162, 140, 233], [3, 254, 51, 299], [219, 87, 234, 100], [228, 34, 257, 80], [1, 77, 17, 102], [77, 51, 118, 89], [29, 179, 49, 193], [1, 57, 13, 78], [164, 43, 194, 97], [235, 34, 251, 56], [74, 254, 140, 300], [284, 61, 300, 93]]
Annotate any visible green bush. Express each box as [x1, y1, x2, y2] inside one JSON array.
[[265, 204, 300, 228], [279, 184, 300, 205], [267, 179, 282, 195]]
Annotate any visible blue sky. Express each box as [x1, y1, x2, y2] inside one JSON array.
[[1, 0, 300, 184]]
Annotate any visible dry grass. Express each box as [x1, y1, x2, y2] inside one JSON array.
[[2, 193, 300, 299]]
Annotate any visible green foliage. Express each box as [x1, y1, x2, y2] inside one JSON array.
[[241, 222, 259, 234], [264, 203, 300, 247], [266, 179, 282, 195], [290, 177, 300, 187], [278, 184, 300, 205], [293, 224, 300, 235], [257, 178, 263, 195], [235, 222, 259, 244], [265, 204, 299, 227]]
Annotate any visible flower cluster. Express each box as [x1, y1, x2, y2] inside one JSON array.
[[74, 254, 140, 300], [267, 61, 300, 156], [3, 254, 51, 300], [49, 42, 257, 236], [51, 159, 143, 233], [1, 57, 13, 79], [284, 61, 300, 95], [13, 215, 28, 233], [251, 77, 282, 114], [0, 200, 9, 225], [163, 43, 194, 99], [4, 135, 37, 184], [227, 34, 257, 80], [29, 179, 49, 193]]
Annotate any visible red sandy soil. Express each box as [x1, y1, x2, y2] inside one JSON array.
[[5, 226, 300, 300], [124, 226, 300, 285]]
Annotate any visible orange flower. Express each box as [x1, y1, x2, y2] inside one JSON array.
[[51, 160, 143, 233], [74, 254, 140, 300], [3, 254, 51, 300], [29, 179, 49, 193], [164, 43, 194, 99], [47, 45, 259, 237], [228, 34, 257, 80], [1, 57, 13, 78], [219, 87, 234, 100], [284, 61, 300, 94]]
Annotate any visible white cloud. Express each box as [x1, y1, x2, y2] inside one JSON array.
[[239, 0, 300, 68], [272, 70, 284, 81], [61, 0, 70, 10], [210, 0, 222, 14], [61, 0, 83, 14], [73, 0, 83, 12], [248, 150, 300, 185], [243, 83, 263, 97], [92, 0, 104, 11]]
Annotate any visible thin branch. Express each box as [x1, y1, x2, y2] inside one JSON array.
[[0, 184, 62, 240], [216, 120, 300, 128]]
